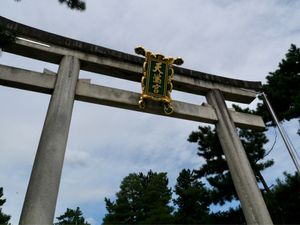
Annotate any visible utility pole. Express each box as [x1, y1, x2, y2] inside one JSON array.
[[261, 92, 300, 174]]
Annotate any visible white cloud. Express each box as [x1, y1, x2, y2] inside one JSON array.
[[86, 216, 97, 225], [65, 149, 91, 167], [1, 1, 300, 224]]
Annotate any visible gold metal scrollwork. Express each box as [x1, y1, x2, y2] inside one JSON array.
[[134, 46, 183, 115]]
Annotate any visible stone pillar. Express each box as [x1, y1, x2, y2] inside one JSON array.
[[19, 56, 80, 225], [206, 89, 273, 225]]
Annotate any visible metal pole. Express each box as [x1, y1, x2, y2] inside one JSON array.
[[206, 89, 273, 225], [261, 92, 300, 174], [19, 56, 80, 225]]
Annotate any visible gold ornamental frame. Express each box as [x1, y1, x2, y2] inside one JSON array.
[[135, 46, 183, 115]]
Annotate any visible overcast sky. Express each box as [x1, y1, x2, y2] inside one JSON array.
[[1, 1, 300, 224]]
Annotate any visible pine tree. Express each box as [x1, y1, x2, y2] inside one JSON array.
[[14, 0, 86, 11], [188, 107, 273, 205], [0, 26, 16, 51], [54, 207, 90, 225], [265, 172, 300, 224], [173, 169, 210, 224], [103, 173, 144, 224], [139, 171, 174, 224], [208, 207, 245, 224], [257, 44, 300, 134], [103, 171, 173, 224], [58, 0, 86, 11], [0, 187, 11, 225]]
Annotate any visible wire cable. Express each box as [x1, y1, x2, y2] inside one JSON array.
[[264, 127, 278, 158]]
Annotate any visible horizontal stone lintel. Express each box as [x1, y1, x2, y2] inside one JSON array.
[[0, 64, 55, 94], [0, 65, 265, 130], [0, 16, 261, 104], [4, 39, 257, 104]]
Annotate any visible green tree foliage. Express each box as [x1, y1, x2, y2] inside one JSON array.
[[103, 171, 173, 224], [187, 119, 275, 223], [14, 0, 86, 11], [173, 169, 210, 224], [188, 126, 233, 205], [208, 207, 244, 224], [258, 44, 300, 133], [188, 111, 273, 205], [0, 187, 11, 225], [0, 26, 16, 50], [265, 172, 300, 224], [54, 207, 90, 225], [58, 0, 86, 11]]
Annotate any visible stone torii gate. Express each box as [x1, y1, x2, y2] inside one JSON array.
[[0, 17, 273, 225]]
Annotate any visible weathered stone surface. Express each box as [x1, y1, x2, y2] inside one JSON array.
[[19, 56, 80, 225], [0, 65, 265, 130], [206, 89, 272, 225], [0, 64, 55, 93], [3, 37, 257, 103], [75, 81, 265, 130], [0, 16, 262, 91]]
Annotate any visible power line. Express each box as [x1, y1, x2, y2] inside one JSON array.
[[264, 127, 277, 158]]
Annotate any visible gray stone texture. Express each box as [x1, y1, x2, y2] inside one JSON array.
[[19, 56, 80, 225], [206, 89, 273, 225]]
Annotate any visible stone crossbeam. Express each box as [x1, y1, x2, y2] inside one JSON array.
[[0, 64, 265, 130], [0, 16, 261, 104], [4, 38, 257, 104], [0, 64, 55, 94]]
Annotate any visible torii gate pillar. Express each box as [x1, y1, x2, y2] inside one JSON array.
[[19, 56, 80, 225], [206, 89, 273, 225]]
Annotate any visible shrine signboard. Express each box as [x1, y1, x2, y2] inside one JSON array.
[[135, 46, 183, 114]]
